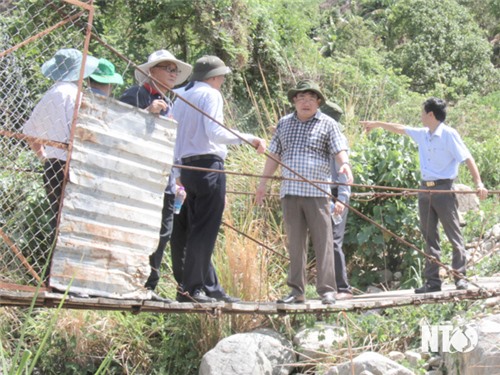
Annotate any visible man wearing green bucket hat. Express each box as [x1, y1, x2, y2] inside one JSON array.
[[87, 58, 124, 96], [256, 80, 353, 305]]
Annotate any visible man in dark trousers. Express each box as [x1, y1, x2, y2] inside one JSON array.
[[362, 97, 488, 293], [120, 50, 192, 301], [173, 55, 266, 303]]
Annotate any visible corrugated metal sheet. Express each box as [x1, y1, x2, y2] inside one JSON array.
[[49, 93, 177, 299]]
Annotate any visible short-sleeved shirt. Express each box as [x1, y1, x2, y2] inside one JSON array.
[[405, 123, 471, 181], [269, 111, 348, 198], [23, 81, 78, 161]]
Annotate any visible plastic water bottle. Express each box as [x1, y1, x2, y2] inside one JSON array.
[[173, 186, 186, 214], [330, 201, 343, 225]]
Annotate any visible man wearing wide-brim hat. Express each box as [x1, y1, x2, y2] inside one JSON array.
[[119, 50, 192, 303], [172, 55, 266, 303], [256, 79, 353, 305], [120, 49, 192, 115], [23, 48, 99, 246]]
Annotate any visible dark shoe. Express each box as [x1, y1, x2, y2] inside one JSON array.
[[456, 279, 468, 290], [213, 294, 241, 303], [277, 294, 305, 304], [68, 291, 90, 298], [177, 290, 216, 303], [150, 291, 173, 303], [336, 292, 353, 300], [322, 292, 336, 305], [415, 284, 441, 294]]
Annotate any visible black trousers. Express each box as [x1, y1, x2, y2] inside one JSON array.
[[180, 158, 226, 296], [170, 199, 226, 297], [43, 159, 66, 242], [418, 181, 466, 287], [145, 193, 175, 290]]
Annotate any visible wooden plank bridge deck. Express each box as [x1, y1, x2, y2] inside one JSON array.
[[1, 277, 498, 315]]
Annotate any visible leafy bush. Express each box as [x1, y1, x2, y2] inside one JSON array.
[[346, 131, 423, 288]]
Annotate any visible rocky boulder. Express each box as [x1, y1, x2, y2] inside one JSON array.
[[325, 351, 415, 375], [293, 322, 347, 361], [199, 329, 295, 375], [443, 313, 500, 375]]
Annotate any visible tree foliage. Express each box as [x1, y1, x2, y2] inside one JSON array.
[[383, 0, 499, 97]]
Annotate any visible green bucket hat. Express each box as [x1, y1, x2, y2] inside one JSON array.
[[287, 80, 325, 104], [90, 58, 124, 85], [190, 55, 231, 82]]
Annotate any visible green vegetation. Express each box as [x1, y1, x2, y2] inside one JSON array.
[[1, 0, 499, 373]]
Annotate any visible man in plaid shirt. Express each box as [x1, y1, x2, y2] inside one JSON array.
[[256, 80, 353, 304]]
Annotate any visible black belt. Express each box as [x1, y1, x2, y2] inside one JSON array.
[[421, 179, 453, 187], [181, 154, 223, 164]]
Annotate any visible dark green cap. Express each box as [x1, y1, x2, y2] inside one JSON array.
[[190, 55, 231, 81], [287, 80, 325, 104]]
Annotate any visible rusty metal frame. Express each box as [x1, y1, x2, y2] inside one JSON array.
[[0, 0, 96, 287]]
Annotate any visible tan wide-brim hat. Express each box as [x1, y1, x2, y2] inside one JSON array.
[[135, 50, 192, 86], [287, 80, 325, 104]]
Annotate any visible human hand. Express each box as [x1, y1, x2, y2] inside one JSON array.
[[333, 201, 346, 216], [339, 163, 353, 185], [255, 184, 267, 205], [476, 184, 488, 200], [252, 138, 266, 154], [360, 121, 379, 133], [147, 99, 168, 114]]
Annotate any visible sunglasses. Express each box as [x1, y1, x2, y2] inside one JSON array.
[[154, 65, 180, 74]]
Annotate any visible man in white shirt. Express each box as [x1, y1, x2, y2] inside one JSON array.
[[362, 98, 488, 293], [173, 55, 265, 303]]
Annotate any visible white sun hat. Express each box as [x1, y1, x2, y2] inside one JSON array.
[[135, 50, 192, 86]]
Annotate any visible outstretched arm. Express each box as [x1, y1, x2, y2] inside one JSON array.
[[360, 121, 407, 135]]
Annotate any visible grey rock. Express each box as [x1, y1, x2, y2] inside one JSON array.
[[388, 351, 405, 361], [443, 314, 500, 375], [404, 351, 421, 367], [427, 355, 442, 368], [293, 323, 347, 361], [325, 351, 415, 375], [199, 330, 294, 375], [454, 184, 479, 214]]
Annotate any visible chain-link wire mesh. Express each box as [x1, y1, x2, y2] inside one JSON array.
[[1, 0, 92, 287]]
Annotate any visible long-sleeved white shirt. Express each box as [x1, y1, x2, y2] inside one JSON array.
[[23, 81, 79, 161], [173, 81, 256, 161]]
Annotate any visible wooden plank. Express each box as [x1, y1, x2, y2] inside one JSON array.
[[1, 278, 499, 314]]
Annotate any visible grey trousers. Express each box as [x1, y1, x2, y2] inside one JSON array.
[[282, 196, 336, 296], [332, 203, 351, 293], [418, 181, 466, 287]]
